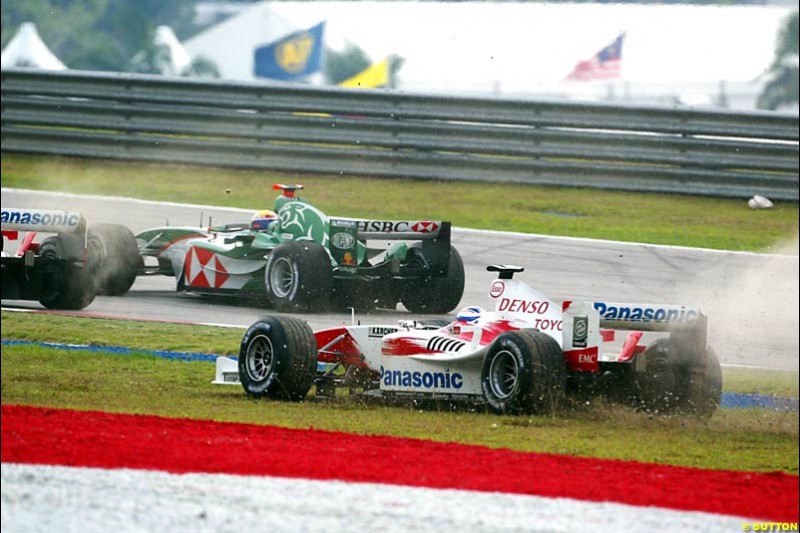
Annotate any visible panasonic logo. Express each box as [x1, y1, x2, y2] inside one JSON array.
[[380, 366, 464, 390], [1, 209, 80, 228], [593, 302, 699, 324]]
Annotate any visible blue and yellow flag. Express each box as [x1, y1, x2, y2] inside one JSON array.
[[338, 57, 390, 89], [254, 22, 325, 80]]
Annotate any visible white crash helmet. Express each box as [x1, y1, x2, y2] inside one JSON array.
[[456, 306, 485, 324]]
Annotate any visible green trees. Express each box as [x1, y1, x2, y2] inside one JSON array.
[[325, 43, 372, 85], [1, 0, 197, 72], [757, 10, 799, 111], [2, 2, 379, 82]]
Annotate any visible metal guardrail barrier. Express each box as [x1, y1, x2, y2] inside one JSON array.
[[2, 68, 798, 200]]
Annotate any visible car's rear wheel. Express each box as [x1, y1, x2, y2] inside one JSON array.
[[238, 316, 318, 401], [401, 244, 465, 313], [265, 240, 332, 312], [89, 223, 141, 296], [38, 236, 97, 310], [481, 329, 565, 415], [632, 337, 722, 417]]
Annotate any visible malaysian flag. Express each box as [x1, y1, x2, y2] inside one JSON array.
[[564, 32, 626, 82]]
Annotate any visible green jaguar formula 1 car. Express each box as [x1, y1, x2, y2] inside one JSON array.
[[135, 184, 465, 313]]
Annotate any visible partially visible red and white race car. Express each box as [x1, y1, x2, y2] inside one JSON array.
[[2, 207, 140, 310], [216, 265, 722, 416]]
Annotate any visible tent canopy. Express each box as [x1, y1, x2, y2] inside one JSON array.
[[1, 22, 66, 70]]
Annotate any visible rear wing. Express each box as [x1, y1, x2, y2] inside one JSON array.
[[1, 207, 86, 234], [590, 300, 709, 357], [591, 301, 705, 332], [2, 208, 91, 263], [330, 218, 452, 276], [333, 218, 450, 241]]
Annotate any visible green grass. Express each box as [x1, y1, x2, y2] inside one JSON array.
[[724, 368, 799, 399], [0, 311, 244, 356], [2, 312, 798, 474], [3, 153, 798, 253]]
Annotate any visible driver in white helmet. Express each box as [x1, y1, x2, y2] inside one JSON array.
[[456, 306, 485, 325]]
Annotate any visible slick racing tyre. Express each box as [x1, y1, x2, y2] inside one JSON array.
[[38, 236, 97, 310], [89, 223, 141, 296], [481, 329, 566, 415], [265, 240, 332, 312], [238, 316, 318, 401], [632, 337, 722, 417], [694, 346, 723, 417], [401, 244, 465, 314]]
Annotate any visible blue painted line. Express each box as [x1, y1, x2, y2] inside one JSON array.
[[720, 392, 799, 412], [3, 339, 798, 411], [2, 339, 220, 363]]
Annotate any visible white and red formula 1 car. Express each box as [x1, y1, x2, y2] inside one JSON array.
[[215, 265, 722, 416]]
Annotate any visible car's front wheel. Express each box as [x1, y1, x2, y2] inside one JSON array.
[[238, 316, 318, 401], [481, 329, 565, 415]]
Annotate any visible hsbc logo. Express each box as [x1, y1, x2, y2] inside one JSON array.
[[411, 221, 439, 233], [184, 248, 229, 289], [490, 281, 505, 298], [356, 220, 441, 234]]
